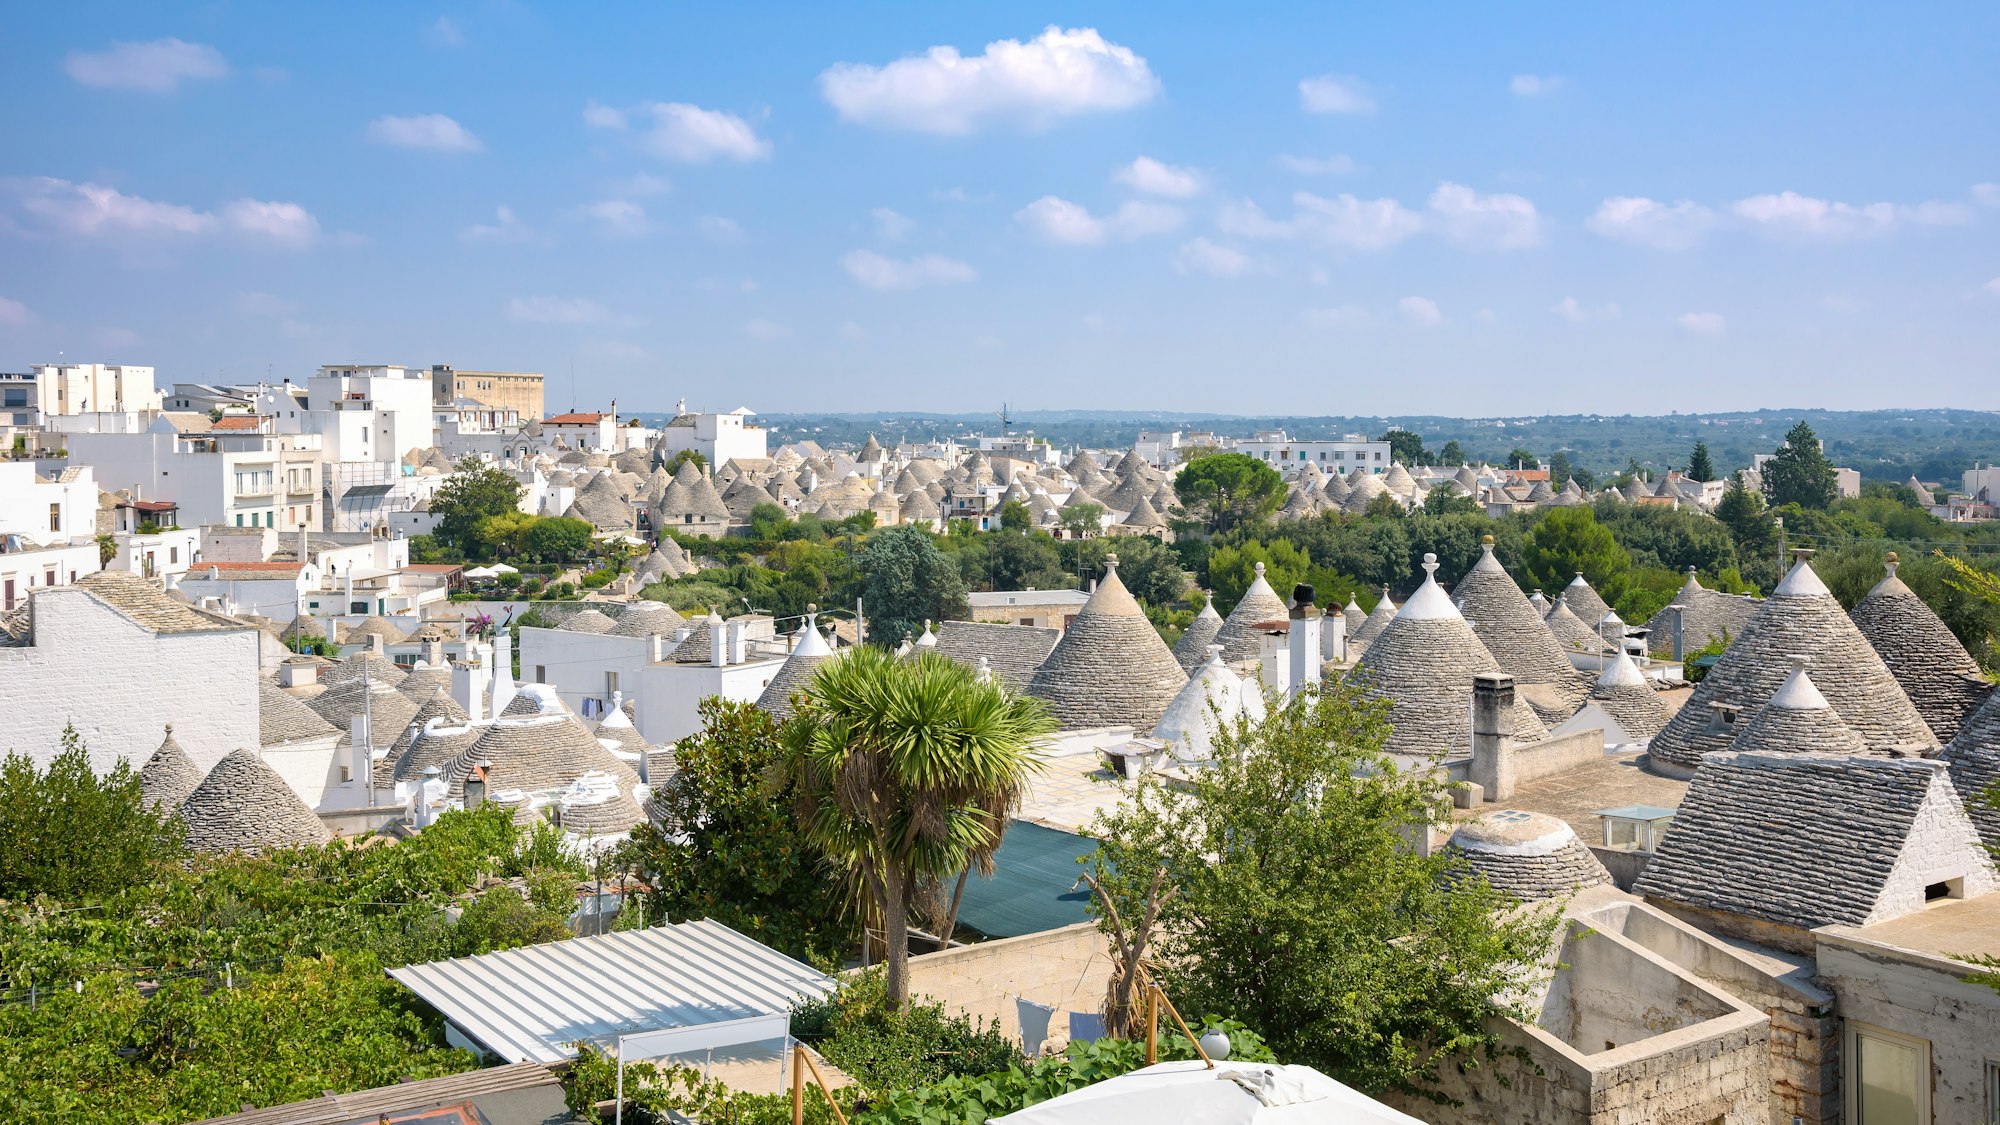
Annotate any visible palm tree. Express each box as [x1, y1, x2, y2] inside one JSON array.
[[777, 645, 1055, 1008]]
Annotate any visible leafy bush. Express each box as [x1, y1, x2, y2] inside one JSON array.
[[793, 972, 1019, 1091], [0, 726, 185, 901]]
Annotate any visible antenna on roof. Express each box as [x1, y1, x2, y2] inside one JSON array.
[[997, 402, 1013, 431]]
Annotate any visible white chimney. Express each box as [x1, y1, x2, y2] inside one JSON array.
[[708, 610, 728, 667], [727, 619, 748, 665], [1287, 584, 1322, 698], [490, 630, 517, 718]]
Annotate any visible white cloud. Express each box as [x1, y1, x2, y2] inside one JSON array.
[[507, 296, 608, 324], [1276, 153, 1357, 176], [1981, 277, 2000, 299], [1116, 156, 1203, 198], [1302, 305, 1372, 327], [366, 113, 482, 152], [8, 177, 317, 246], [744, 318, 791, 340], [576, 200, 651, 237], [837, 320, 868, 342], [699, 215, 745, 242], [1426, 182, 1543, 250], [585, 101, 771, 162], [218, 199, 320, 246], [1975, 183, 2000, 207], [1219, 192, 1422, 251], [1474, 308, 1499, 325], [1174, 237, 1252, 278], [0, 297, 33, 326], [66, 38, 227, 93], [1298, 74, 1374, 115], [1586, 196, 1716, 250], [819, 26, 1159, 134], [840, 250, 977, 290], [1016, 196, 1183, 245], [96, 326, 141, 349], [1510, 74, 1564, 97], [1550, 297, 1620, 322], [428, 16, 464, 48], [1730, 191, 1969, 239], [872, 207, 915, 240], [462, 205, 538, 245], [1678, 311, 1726, 335], [1399, 296, 1443, 325]]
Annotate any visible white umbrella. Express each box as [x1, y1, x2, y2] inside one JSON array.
[[991, 1061, 1423, 1125], [490, 563, 520, 574], [462, 566, 499, 579]]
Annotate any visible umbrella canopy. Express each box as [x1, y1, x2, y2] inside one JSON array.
[[993, 1061, 1423, 1125], [462, 566, 498, 579]]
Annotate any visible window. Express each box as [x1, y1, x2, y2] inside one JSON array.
[[535, 665, 546, 684], [48, 503, 60, 533], [605, 671, 619, 696], [1924, 877, 1964, 903], [1845, 1023, 1929, 1125], [170, 547, 178, 564], [1985, 1059, 2000, 1125]]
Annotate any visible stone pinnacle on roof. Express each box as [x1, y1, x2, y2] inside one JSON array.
[[137, 724, 203, 811], [179, 748, 332, 854], [1850, 552, 1989, 743], [1648, 551, 1937, 776], [1341, 595, 1366, 638], [1350, 553, 1548, 758], [1027, 553, 1189, 731], [1558, 574, 1611, 630], [1172, 592, 1224, 673], [1588, 652, 1669, 744], [1213, 561, 1290, 663]]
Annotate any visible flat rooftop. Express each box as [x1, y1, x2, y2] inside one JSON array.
[[1830, 893, 2000, 964], [968, 589, 1091, 608], [1453, 750, 1690, 844]]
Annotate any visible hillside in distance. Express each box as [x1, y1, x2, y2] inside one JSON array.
[[629, 407, 2000, 485]]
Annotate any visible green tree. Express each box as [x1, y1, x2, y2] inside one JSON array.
[[1089, 679, 1558, 1097], [1174, 453, 1285, 534], [661, 449, 707, 475], [1377, 429, 1431, 467], [1686, 441, 1716, 483], [997, 500, 1032, 533], [856, 526, 969, 647], [474, 510, 537, 559], [1206, 539, 1310, 614], [1761, 422, 1839, 510], [431, 461, 525, 555], [1437, 440, 1466, 467], [1521, 506, 1631, 606], [1505, 447, 1539, 469], [522, 515, 594, 562], [1065, 536, 1187, 610], [1057, 501, 1104, 538], [0, 727, 185, 901], [747, 502, 792, 541], [778, 648, 1056, 1007], [620, 699, 855, 961], [1546, 450, 1573, 488]]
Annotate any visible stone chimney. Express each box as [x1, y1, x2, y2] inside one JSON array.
[[1287, 583, 1322, 697], [1469, 672, 1516, 803]]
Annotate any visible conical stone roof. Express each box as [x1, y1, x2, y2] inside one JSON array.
[[1850, 554, 1989, 743], [1945, 688, 2000, 850], [260, 681, 339, 747], [609, 600, 686, 638], [1648, 555, 1938, 775], [1588, 653, 1669, 744], [1544, 597, 1606, 655], [1349, 586, 1398, 650], [1152, 646, 1266, 763], [138, 726, 203, 811], [757, 611, 836, 719], [1213, 562, 1289, 663], [1351, 555, 1548, 759], [1446, 812, 1611, 902], [1729, 661, 1869, 757], [390, 688, 470, 759], [1027, 555, 1189, 731], [1172, 594, 1224, 674], [394, 718, 484, 783], [1558, 575, 1612, 631], [1341, 595, 1366, 638], [398, 663, 455, 700], [559, 608, 617, 634], [308, 678, 422, 745], [444, 714, 644, 800], [322, 652, 406, 689], [1642, 568, 1762, 656], [1454, 538, 1586, 688], [180, 748, 331, 854]]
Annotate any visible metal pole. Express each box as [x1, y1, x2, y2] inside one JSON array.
[[614, 1036, 624, 1125], [855, 598, 864, 647]]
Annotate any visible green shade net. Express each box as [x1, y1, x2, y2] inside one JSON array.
[[955, 821, 1099, 939]]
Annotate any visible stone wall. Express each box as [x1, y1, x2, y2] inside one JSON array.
[[894, 923, 1113, 1048], [0, 587, 260, 776], [1507, 728, 1611, 786], [1817, 929, 2000, 1125]]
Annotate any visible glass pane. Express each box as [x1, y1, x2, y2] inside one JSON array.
[[1856, 1032, 1923, 1125]]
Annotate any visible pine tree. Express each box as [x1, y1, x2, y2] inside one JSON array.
[[1761, 422, 1839, 509], [1687, 441, 1716, 483]]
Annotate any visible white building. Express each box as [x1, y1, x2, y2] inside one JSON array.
[[174, 560, 321, 624], [0, 571, 261, 776], [22, 362, 164, 417], [0, 463, 103, 611], [1230, 431, 1391, 477], [165, 383, 257, 413], [107, 526, 201, 583], [63, 416, 323, 530], [296, 366, 436, 463], [658, 402, 766, 468]]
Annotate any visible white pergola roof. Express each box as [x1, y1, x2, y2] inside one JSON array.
[[388, 919, 834, 1063]]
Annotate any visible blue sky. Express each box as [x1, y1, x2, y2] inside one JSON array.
[[2, 3, 1996, 416]]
